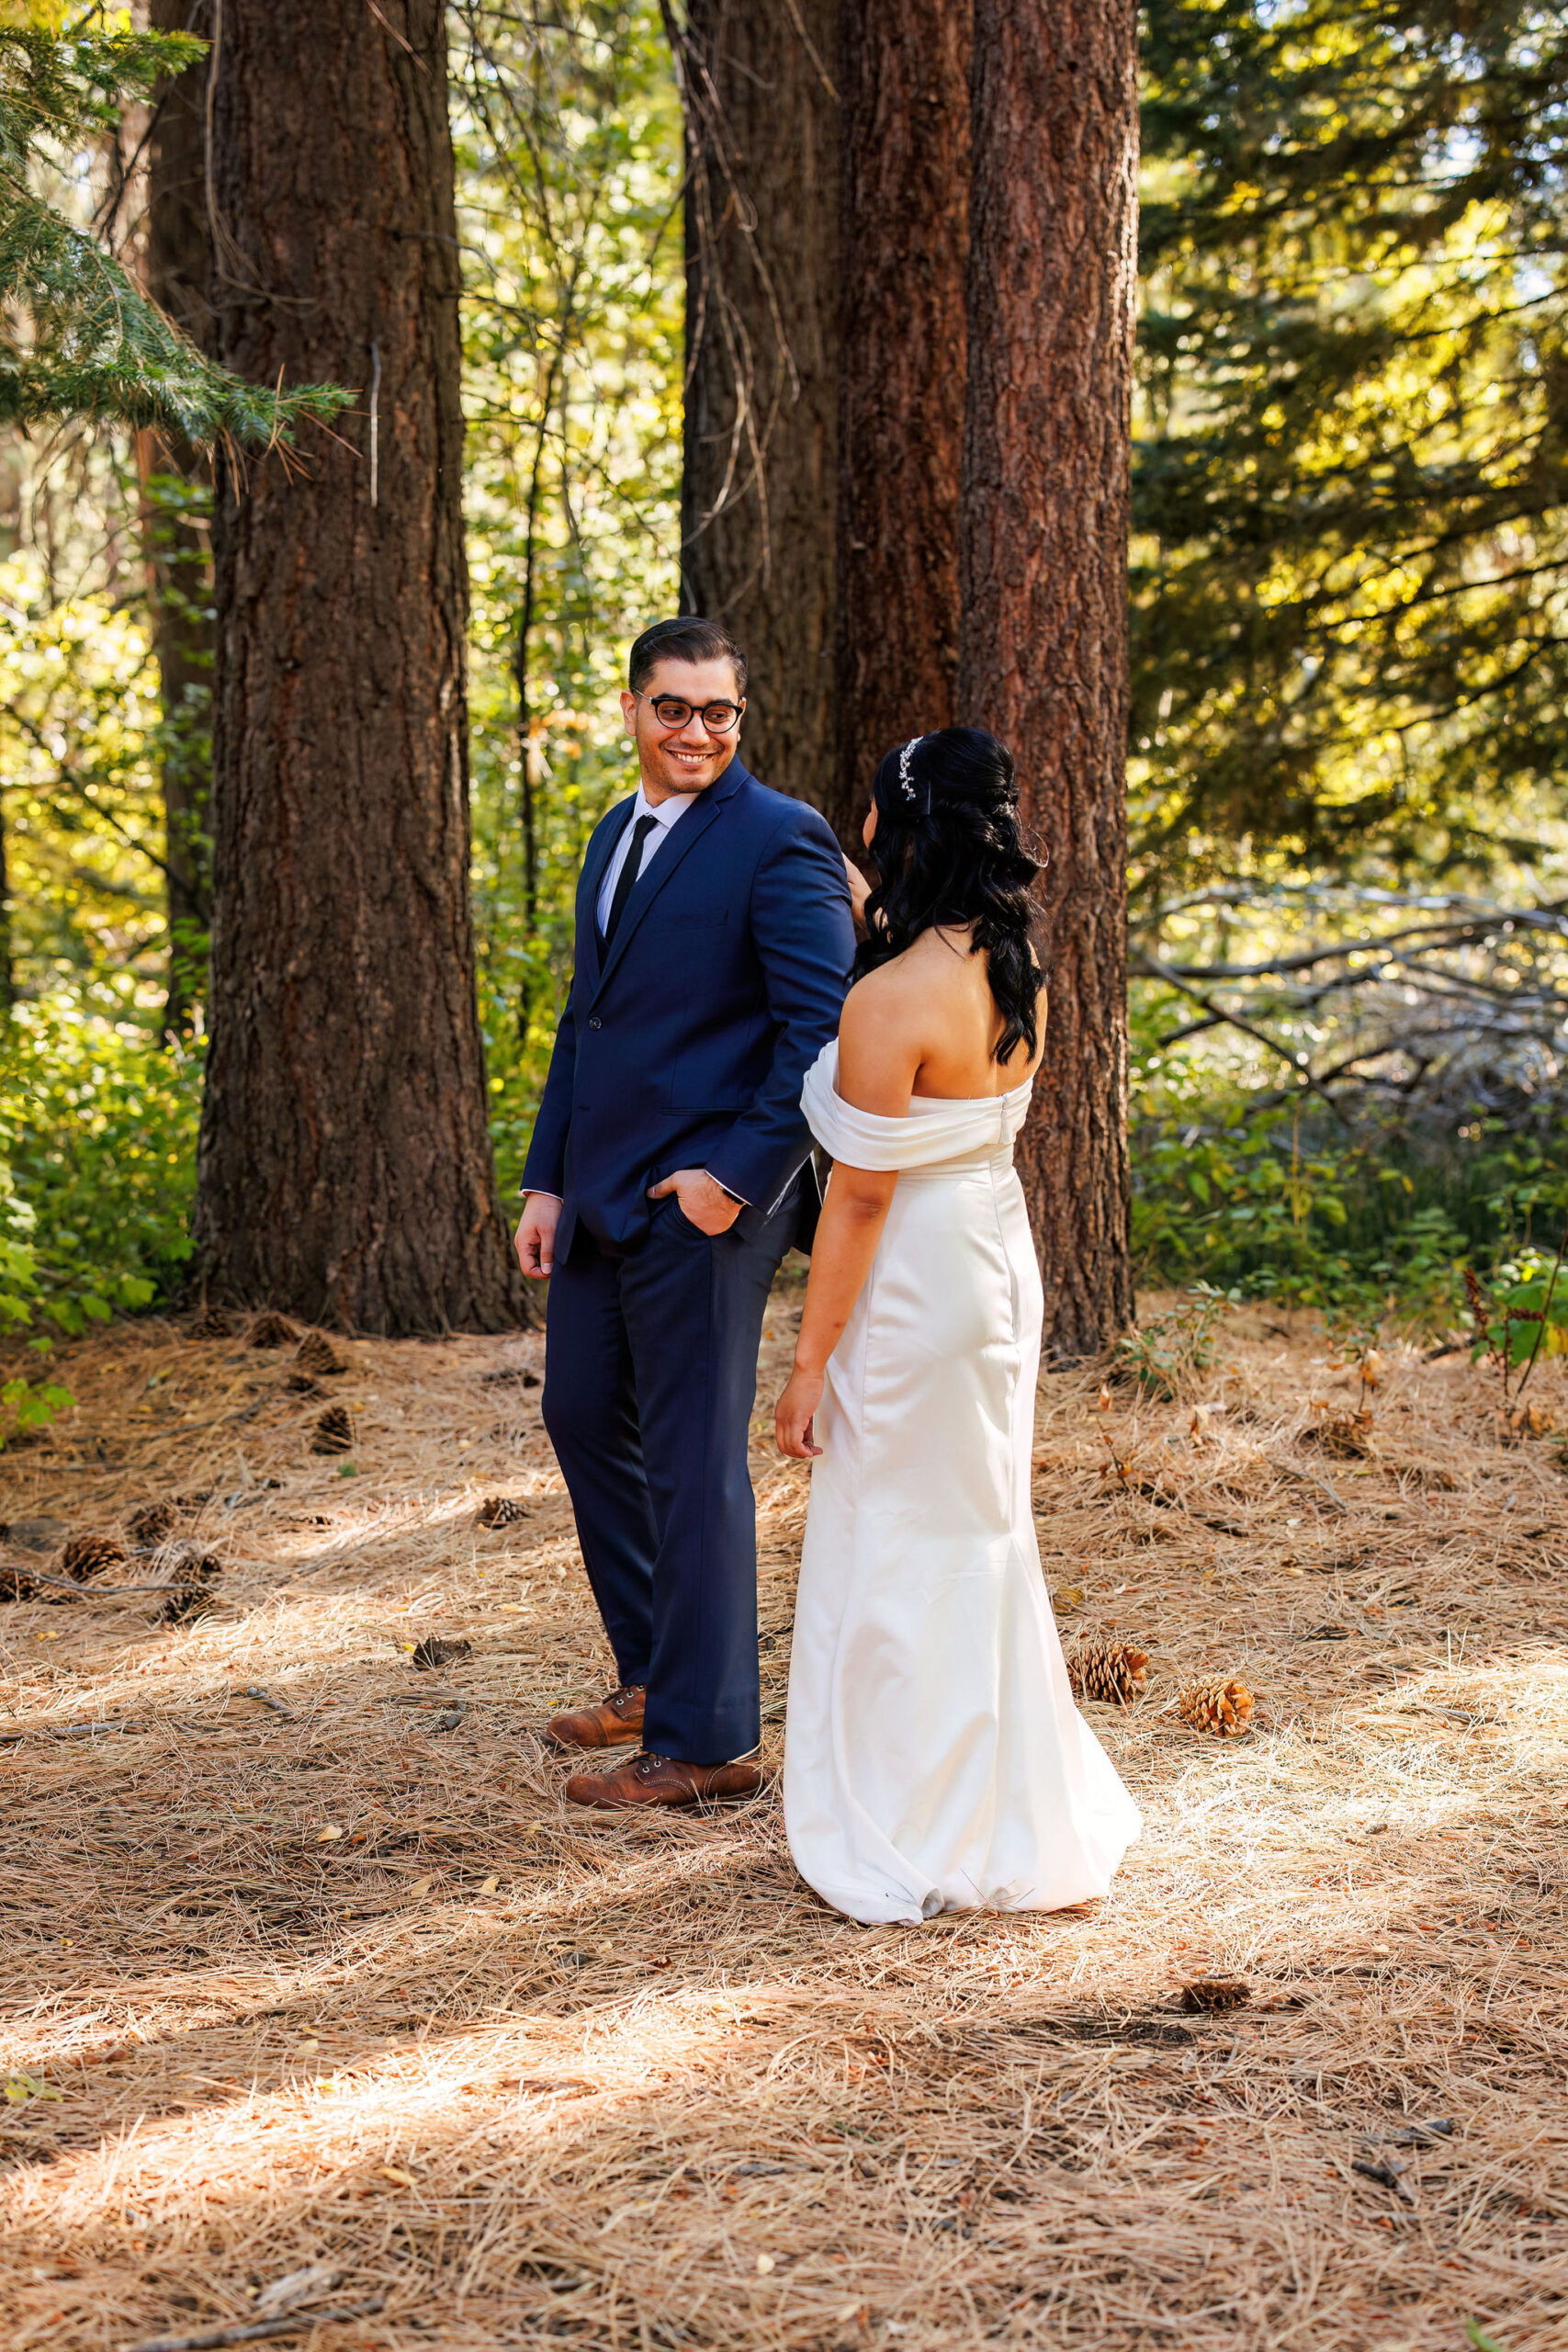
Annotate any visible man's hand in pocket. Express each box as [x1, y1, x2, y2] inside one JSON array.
[[647, 1169, 743, 1236]]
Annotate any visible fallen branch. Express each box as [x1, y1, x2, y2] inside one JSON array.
[[1267, 1457, 1349, 1513], [0, 1718, 146, 1743], [121, 2298, 387, 2352], [0, 1563, 226, 1601]]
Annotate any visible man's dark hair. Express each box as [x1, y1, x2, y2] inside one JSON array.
[[628, 616, 748, 698]]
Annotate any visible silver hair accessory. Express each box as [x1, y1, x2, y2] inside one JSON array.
[[897, 734, 928, 808]]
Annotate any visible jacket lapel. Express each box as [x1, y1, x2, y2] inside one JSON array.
[[590, 758, 748, 1003], [578, 797, 637, 991]]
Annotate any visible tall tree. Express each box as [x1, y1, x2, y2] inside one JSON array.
[[673, 0, 840, 807], [143, 0, 214, 1040], [674, 1, 973, 836], [832, 0, 970, 842], [193, 0, 525, 1332], [960, 0, 1139, 1356]]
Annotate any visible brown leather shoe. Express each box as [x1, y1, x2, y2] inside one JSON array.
[[546, 1684, 645, 1752], [564, 1750, 764, 1810]]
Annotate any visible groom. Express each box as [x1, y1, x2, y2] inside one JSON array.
[[514, 616, 854, 1808]]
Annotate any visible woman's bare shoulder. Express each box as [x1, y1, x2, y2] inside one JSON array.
[[838, 961, 927, 1112]]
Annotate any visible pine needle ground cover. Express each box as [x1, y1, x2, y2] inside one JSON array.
[[0, 1295, 1564, 2351]]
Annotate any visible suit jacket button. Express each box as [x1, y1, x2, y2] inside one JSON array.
[[588, 1017, 603, 1030]]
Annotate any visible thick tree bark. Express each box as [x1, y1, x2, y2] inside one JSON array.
[[831, 0, 970, 846], [677, 0, 840, 808], [959, 0, 1138, 1358], [144, 0, 215, 1041], [193, 0, 526, 1333]]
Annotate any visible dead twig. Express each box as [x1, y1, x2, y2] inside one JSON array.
[[240, 1686, 294, 1717], [121, 2298, 387, 2352]]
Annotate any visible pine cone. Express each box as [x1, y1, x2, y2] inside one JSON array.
[[0, 1560, 39, 1602], [157, 1549, 222, 1625], [58, 1530, 126, 1584], [192, 1306, 238, 1340], [1179, 1975, 1251, 2013], [480, 1365, 540, 1389], [286, 1374, 324, 1398], [412, 1635, 471, 1671], [477, 1494, 528, 1528], [294, 1329, 346, 1377], [249, 1311, 300, 1349], [1068, 1637, 1151, 1708], [127, 1499, 178, 1544], [310, 1403, 354, 1455], [1178, 1675, 1255, 1736]]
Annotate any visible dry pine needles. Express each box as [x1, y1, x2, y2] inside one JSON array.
[[0, 1295, 1564, 2351]]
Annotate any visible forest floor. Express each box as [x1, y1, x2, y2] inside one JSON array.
[[0, 1288, 1565, 2352]]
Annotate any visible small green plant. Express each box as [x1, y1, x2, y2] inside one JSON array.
[[1111, 1282, 1240, 1401], [1464, 1249, 1568, 1405]]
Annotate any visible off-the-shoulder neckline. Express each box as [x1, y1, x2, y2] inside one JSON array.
[[819, 1041, 1034, 1114]]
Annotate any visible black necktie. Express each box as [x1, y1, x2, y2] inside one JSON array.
[[602, 812, 659, 948]]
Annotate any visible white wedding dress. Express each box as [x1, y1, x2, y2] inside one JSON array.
[[783, 1040, 1142, 1925]]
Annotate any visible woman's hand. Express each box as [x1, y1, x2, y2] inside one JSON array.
[[843, 854, 873, 941], [775, 1363, 826, 1459]]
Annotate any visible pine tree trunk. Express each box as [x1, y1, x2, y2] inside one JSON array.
[[832, 0, 970, 846], [193, 0, 526, 1334], [960, 0, 1138, 1358], [678, 0, 840, 808], [144, 0, 215, 1041]]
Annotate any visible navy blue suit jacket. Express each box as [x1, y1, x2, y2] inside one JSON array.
[[521, 754, 854, 1257]]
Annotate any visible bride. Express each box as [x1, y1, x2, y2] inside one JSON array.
[[774, 728, 1141, 1925]]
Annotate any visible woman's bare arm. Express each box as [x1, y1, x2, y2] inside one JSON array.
[[774, 974, 923, 1459]]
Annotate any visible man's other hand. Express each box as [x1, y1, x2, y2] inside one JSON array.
[[515, 1193, 560, 1277], [647, 1168, 743, 1236]]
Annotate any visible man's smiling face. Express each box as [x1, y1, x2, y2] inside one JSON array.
[[619, 655, 744, 803]]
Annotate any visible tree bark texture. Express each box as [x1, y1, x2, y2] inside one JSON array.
[[831, 0, 970, 847], [194, 0, 526, 1333], [677, 0, 840, 808], [959, 0, 1137, 1358], [144, 0, 215, 1039]]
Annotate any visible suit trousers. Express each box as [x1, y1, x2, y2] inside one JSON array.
[[541, 1186, 795, 1763]]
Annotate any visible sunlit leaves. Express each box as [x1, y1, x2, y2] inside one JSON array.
[[1135, 0, 1568, 903]]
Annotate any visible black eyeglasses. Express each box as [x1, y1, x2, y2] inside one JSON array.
[[634, 691, 744, 735]]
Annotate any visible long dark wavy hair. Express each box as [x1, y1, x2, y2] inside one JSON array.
[[853, 727, 1045, 1068]]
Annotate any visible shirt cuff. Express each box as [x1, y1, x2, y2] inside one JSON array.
[[521, 1188, 562, 1203], [708, 1175, 750, 1207]]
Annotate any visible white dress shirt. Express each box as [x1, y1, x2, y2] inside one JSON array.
[[594, 785, 694, 933]]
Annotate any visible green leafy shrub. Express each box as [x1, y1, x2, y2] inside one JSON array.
[[1128, 985, 1568, 1323], [0, 989, 200, 1334]]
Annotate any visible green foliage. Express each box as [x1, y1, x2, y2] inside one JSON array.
[[0, 545, 170, 988], [1124, 980, 1566, 1319], [1135, 0, 1568, 901], [1112, 1281, 1240, 1398], [0, 17, 349, 442], [1465, 1248, 1568, 1368], [454, 0, 682, 1143], [0, 1070, 73, 1444], [0, 987, 200, 1333]]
